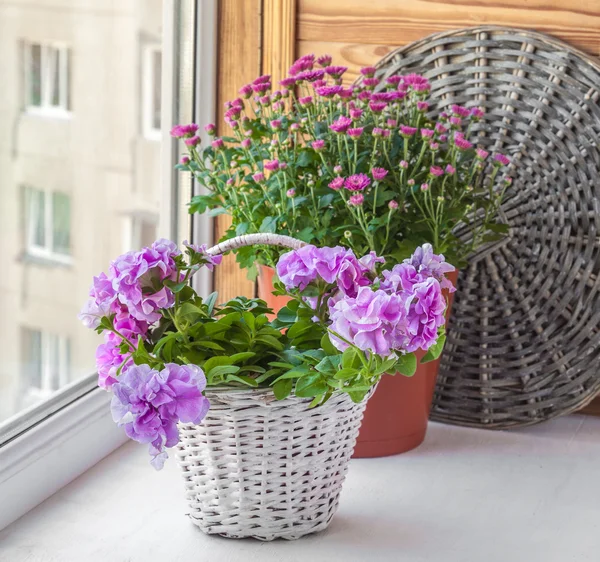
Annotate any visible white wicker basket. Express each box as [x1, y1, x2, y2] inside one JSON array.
[[176, 387, 372, 540], [174, 234, 373, 540]]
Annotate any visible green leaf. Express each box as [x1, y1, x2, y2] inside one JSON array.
[[295, 374, 328, 397], [224, 374, 258, 387], [207, 365, 240, 381], [205, 292, 218, 317], [208, 207, 228, 217], [320, 333, 338, 356], [203, 355, 234, 373], [277, 305, 298, 324], [421, 335, 447, 364], [229, 352, 256, 364], [341, 347, 362, 369], [273, 378, 293, 400], [177, 302, 203, 323], [259, 216, 278, 233], [254, 335, 284, 350], [333, 368, 358, 380], [396, 352, 417, 376], [190, 340, 225, 351]]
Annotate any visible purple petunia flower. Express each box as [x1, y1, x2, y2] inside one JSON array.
[[371, 167, 388, 181], [404, 243, 456, 292], [111, 363, 210, 470], [344, 173, 371, 192]]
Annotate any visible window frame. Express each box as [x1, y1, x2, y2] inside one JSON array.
[[23, 40, 71, 118], [0, 0, 217, 531], [142, 43, 163, 141], [25, 187, 73, 265]]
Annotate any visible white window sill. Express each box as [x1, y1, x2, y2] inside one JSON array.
[[22, 250, 73, 268], [24, 107, 72, 120], [1, 414, 598, 561]]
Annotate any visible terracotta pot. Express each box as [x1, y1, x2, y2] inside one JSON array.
[[353, 268, 459, 458], [257, 264, 291, 318]]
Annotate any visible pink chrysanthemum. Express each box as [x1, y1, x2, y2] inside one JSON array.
[[445, 164, 456, 175], [388, 200, 399, 210], [252, 172, 265, 183], [350, 108, 363, 120], [362, 77, 379, 88], [295, 69, 326, 82], [347, 127, 364, 139], [344, 173, 371, 192], [317, 54, 332, 67], [238, 84, 253, 98], [264, 159, 279, 171], [470, 107, 485, 119], [211, 138, 224, 150], [312, 139, 325, 151], [360, 66, 377, 77], [170, 123, 199, 138], [430, 166, 444, 177], [328, 176, 344, 190], [369, 101, 387, 113], [330, 116, 353, 134], [421, 128, 435, 138], [315, 85, 343, 98], [476, 148, 489, 160], [372, 167, 388, 181], [417, 101, 429, 112], [349, 193, 365, 206], [298, 95, 313, 106], [454, 136, 473, 150], [451, 104, 471, 118], [325, 65, 348, 78], [494, 153, 510, 166], [400, 125, 417, 137]]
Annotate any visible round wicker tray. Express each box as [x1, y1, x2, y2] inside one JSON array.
[[370, 26, 600, 428]]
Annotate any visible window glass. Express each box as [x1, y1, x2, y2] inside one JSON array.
[[152, 49, 162, 130], [28, 44, 42, 107], [1, 3, 164, 425], [51, 192, 71, 255]]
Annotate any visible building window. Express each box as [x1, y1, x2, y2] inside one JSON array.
[[23, 41, 71, 114], [125, 214, 158, 251], [142, 44, 162, 139], [25, 187, 72, 263], [22, 329, 71, 400]]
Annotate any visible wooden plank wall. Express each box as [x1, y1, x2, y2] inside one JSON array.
[[297, 0, 600, 83]]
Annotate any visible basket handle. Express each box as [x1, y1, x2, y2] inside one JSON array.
[[206, 233, 307, 257]]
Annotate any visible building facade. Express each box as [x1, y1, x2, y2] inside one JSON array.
[[0, 0, 163, 421]]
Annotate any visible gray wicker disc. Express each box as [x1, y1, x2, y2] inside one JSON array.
[[372, 26, 600, 428]]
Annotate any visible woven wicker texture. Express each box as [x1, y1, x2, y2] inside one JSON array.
[[371, 26, 600, 428], [177, 233, 367, 540], [176, 387, 371, 540]]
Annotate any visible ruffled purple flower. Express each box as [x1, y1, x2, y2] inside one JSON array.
[[405, 243, 456, 292], [276, 245, 370, 297], [328, 287, 409, 357], [405, 278, 446, 352], [183, 241, 223, 271], [110, 239, 181, 323], [111, 363, 210, 469]]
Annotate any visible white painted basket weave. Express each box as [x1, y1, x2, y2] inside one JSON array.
[[176, 387, 372, 540], [175, 233, 373, 540]]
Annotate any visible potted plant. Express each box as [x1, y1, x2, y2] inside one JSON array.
[[78, 233, 452, 540], [171, 54, 510, 456]]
